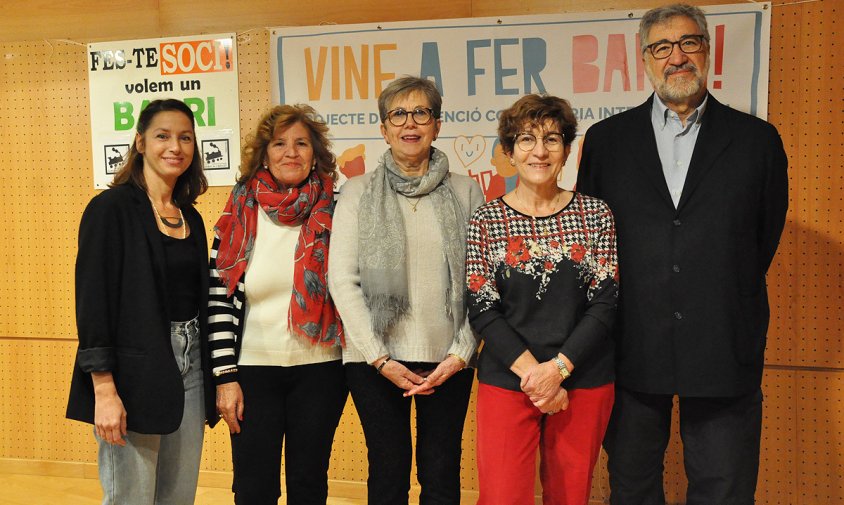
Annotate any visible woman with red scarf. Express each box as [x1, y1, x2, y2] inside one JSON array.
[[208, 104, 347, 505]]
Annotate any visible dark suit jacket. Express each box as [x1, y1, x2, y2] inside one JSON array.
[[577, 94, 788, 397], [66, 183, 218, 433]]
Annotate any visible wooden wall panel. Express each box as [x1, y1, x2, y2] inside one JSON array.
[[0, 0, 475, 44], [0, 0, 841, 504], [0, 39, 92, 340], [796, 370, 844, 504], [0, 1, 160, 43], [471, 0, 742, 17], [0, 340, 96, 463], [765, 0, 843, 369], [159, 0, 474, 35], [790, 0, 843, 368]]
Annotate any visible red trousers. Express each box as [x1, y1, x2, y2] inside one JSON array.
[[476, 382, 614, 505]]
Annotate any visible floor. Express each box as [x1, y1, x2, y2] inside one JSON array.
[[0, 473, 366, 505]]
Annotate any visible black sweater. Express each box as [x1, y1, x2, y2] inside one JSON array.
[[466, 194, 618, 391]]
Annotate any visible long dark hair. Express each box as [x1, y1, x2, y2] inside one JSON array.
[[110, 99, 208, 205]]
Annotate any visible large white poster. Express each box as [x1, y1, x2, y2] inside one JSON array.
[[88, 34, 241, 189], [270, 3, 771, 201]]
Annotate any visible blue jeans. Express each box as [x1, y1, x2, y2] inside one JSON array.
[[96, 317, 206, 505]]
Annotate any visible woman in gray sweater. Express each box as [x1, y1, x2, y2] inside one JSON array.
[[328, 76, 483, 505]]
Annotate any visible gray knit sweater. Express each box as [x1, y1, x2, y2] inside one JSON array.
[[328, 171, 484, 365]]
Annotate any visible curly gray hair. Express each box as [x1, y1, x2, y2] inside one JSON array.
[[639, 4, 710, 51]]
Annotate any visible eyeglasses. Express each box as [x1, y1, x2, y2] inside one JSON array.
[[514, 132, 565, 152], [384, 107, 436, 127], [644, 34, 708, 59]]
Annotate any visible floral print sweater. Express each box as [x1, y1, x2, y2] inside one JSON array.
[[466, 193, 619, 391]]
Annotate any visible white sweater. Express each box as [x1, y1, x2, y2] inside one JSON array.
[[238, 207, 341, 366], [328, 171, 484, 365]]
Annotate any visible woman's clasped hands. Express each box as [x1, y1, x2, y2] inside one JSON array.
[[374, 354, 466, 397], [521, 359, 570, 415]]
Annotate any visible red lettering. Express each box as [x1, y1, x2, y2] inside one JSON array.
[[635, 33, 645, 91], [603, 34, 631, 92], [572, 35, 599, 93]]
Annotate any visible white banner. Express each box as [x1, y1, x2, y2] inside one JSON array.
[[88, 34, 241, 189], [271, 3, 770, 201]]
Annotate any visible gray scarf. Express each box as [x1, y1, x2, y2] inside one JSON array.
[[358, 147, 468, 340]]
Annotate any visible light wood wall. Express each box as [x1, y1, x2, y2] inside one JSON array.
[[0, 0, 841, 504]]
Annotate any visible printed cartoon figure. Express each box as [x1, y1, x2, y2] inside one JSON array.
[[487, 139, 518, 199], [454, 135, 486, 168], [337, 144, 366, 179], [466, 138, 520, 202]]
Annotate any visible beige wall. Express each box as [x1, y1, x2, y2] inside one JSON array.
[[0, 0, 841, 503]]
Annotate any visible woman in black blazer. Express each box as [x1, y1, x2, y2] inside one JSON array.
[[66, 99, 218, 505]]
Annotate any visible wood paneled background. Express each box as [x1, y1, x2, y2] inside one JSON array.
[[0, 0, 840, 503]]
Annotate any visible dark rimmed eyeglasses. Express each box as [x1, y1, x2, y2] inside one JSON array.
[[644, 34, 708, 59], [514, 132, 565, 152], [384, 107, 436, 127]]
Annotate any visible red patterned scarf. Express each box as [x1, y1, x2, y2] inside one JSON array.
[[214, 168, 343, 347]]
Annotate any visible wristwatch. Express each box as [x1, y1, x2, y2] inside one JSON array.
[[552, 356, 571, 381]]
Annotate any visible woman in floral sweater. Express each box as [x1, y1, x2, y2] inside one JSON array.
[[466, 94, 619, 505]]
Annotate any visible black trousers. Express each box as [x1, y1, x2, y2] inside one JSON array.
[[345, 362, 474, 505], [231, 361, 348, 505], [604, 385, 763, 505]]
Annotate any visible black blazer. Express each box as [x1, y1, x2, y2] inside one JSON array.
[[66, 183, 218, 433], [577, 94, 788, 397]]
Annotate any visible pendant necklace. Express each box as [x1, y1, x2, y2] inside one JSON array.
[[406, 195, 422, 212], [148, 196, 186, 239]]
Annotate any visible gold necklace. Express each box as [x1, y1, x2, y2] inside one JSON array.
[[148, 197, 186, 239], [405, 195, 422, 213]]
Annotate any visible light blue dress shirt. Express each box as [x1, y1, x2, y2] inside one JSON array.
[[651, 95, 708, 208]]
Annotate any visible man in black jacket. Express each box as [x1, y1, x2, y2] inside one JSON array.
[[577, 4, 788, 504]]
